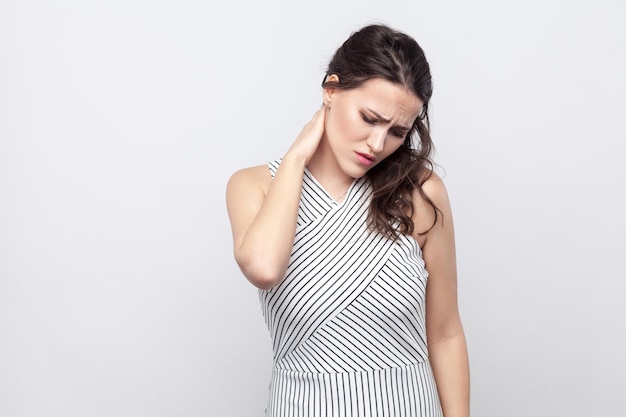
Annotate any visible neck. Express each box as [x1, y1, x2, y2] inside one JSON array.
[[307, 137, 355, 202]]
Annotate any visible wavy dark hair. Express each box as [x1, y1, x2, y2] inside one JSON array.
[[322, 24, 440, 239]]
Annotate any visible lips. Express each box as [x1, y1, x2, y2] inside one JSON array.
[[355, 152, 375, 166]]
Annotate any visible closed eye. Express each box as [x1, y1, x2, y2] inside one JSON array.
[[362, 112, 408, 139], [390, 129, 405, 138], [361, 113, 376, 125]]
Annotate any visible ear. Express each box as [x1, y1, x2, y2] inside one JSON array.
[[322, 74, 339, 106]]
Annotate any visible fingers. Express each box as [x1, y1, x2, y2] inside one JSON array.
[[285, 105, 328, 164], [302, 104, 326, 134], [309, 105, 327, 139]]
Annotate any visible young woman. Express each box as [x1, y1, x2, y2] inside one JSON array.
[[226, 24, 470, 417]]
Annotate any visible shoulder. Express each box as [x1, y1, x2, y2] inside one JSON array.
[[411, 171, 453, 245], [226, 164, 272, 197], [419, 171, 451, 208], [226, 165, 272, 206]]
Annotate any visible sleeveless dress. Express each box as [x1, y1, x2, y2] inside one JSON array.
[[259, 159, 443, 417]]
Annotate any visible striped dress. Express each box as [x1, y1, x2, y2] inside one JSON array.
[[260, 159, 443, 417]]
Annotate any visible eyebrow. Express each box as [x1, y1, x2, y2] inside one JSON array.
[[367, 109, 411, 132]]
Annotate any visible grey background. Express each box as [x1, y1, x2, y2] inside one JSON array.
[[1, 0, 625, 416]]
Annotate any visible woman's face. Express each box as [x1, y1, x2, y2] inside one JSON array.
[[323, 77, 423, 179]]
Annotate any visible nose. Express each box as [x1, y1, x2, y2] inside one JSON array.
[[366, 128, 386, 153]]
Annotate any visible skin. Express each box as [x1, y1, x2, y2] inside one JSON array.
[[226, 76, 470, 417]]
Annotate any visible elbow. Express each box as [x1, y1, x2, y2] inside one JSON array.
[[427, 317, 466, 346], [235, 252, 285, 290], [251, 276, 280, 291], [242, 266, 284, 290]]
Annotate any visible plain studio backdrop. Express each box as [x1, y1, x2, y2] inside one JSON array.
[[1, 0, 625, 416]]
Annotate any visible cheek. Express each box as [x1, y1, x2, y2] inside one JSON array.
[[382, 141, 404, 158], [327, 108, 365, 142]]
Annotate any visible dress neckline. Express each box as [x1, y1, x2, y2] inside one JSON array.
[[303, 167, 359, 208]]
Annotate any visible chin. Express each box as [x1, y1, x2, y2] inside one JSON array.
[[337, 157, 371, 180], [343, 166, 369, 180]]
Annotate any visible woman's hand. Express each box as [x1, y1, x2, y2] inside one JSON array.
[[284, 104, 327, 164]]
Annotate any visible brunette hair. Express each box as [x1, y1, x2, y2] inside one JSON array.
[[322, 24, 439, 239]]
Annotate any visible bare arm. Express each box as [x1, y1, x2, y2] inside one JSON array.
[[414, 174, 470, 417], [226, 106, 327, 290]]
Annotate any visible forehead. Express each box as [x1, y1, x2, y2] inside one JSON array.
[[340, 78, 423, 121]]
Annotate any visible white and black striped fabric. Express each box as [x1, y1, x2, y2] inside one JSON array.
[[259, 159, 443, 417]]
